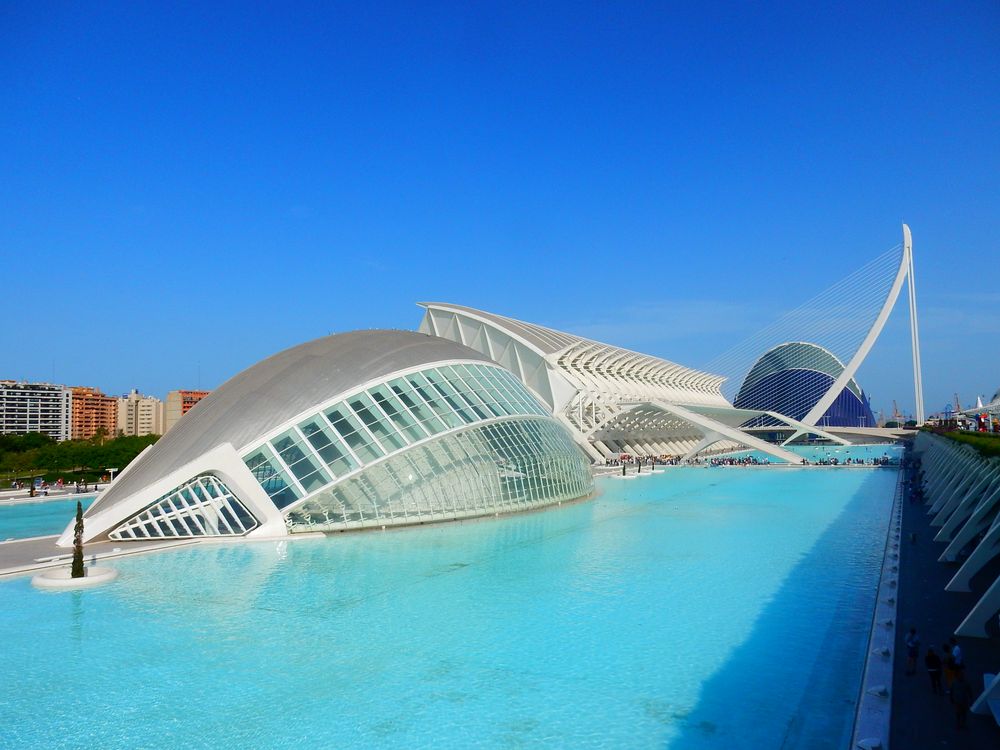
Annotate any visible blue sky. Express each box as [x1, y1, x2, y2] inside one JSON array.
[[2, 2, 997, 419]]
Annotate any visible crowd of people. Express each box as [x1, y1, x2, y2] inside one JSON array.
[[603, 455, 681, 467], [709, 455, 770, 466], [604, 450, 899, 469], [806, 454, 895, 466]]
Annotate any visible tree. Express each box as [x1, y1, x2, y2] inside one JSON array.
[[71, 501, 85, 578]]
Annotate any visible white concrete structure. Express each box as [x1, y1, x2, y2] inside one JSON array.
[[419, 227, 922, 462], [59, 331, 593, 546], [913, 431, 1000, 637], [0, 381, 72, 441], [801, 224, 924, 427], [418, 303, 815, 463], [116, 389, 165, 437]]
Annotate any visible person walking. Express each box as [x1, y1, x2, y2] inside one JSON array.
[[952, 668, 974, 729], [943, 642, 956, 695], [905, 628, 921, 675], [924, 646, 943, 694], [950, 637, 964, 672]]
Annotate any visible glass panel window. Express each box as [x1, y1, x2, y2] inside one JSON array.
[[324, 404, 384, 463], [422, 368, 476, 423], [272, 430, 310, 467], [441, 366, 496, 419], [299, 417, 358, 476], [388, 379, 446, 434], [466, 365, 513, 416], [243, 446, 302, 508], [370, 385, 428, 442], [405, 372, 464, 428], [348, 393, 407, 451]]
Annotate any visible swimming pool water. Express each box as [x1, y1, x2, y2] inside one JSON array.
[[0, 495, 95, 541], [0, 461, 897, 748]]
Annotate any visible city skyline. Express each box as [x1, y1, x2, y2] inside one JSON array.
[[2, 3, 997, 417]]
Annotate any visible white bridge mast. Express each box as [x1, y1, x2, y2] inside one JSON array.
[[904, 224, 925, 424], [801, 223, 925, 427]]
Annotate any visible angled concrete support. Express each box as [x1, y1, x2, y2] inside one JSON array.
[[956, 573, 1000, 638], [682, 432, 724, 461], [940, 479, 1000, 563], [931, 460, 990, 528], [929, 453, 978, 516], [946, 517, 1000, 593], [934, 468, 1000, 544]]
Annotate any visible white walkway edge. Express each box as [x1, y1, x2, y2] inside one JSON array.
[[850, 465, 904, 749]]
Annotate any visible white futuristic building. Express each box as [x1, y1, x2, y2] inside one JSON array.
[[418, 302, 812, 463], [59, 331, 593, 546]]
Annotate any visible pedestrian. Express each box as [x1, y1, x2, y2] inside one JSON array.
[[943, 643, 956, 695], [905, 628, 920, 675], [952, 668, 973, 729], [950, 637, 964, 672], [924, 646, 942, 694]]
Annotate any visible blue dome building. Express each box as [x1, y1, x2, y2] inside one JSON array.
[[734, 342, 876, 427]]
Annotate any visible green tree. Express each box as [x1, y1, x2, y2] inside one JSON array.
[[71, 501, 85, 578]]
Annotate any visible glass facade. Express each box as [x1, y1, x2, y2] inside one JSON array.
[[240, 362, 592, 532], [286, 417, 593, 532], [109, 474, 258, 540]]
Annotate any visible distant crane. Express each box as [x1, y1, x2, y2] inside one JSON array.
[[892, 400, 904, 423], [954, 393, 962, 412]]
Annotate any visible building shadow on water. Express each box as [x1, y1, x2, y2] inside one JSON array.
[[664, 471, 893, 750]]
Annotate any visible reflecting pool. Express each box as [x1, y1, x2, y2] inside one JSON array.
[[0, 459, 897, 748]]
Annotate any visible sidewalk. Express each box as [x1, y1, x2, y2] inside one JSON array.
[[891, 464, 1000, 747], [0, 487, 99, 505]]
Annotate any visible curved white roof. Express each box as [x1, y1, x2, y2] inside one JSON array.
[[738, 341, 864, 399], [88, 330, 493, 518], [419, 301, 725, 393]]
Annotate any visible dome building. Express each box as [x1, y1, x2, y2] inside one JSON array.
[[734, 342, 876, 428], [60, 331, 593, 546]]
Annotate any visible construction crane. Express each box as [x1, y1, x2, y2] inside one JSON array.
[[892, 400, 903, 423], [954, 393, 962, 412]]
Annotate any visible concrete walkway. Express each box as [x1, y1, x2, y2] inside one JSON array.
[[0, 534, 196, 578], [891, 461, 1000, 747]]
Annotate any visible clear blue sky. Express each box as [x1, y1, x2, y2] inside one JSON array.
[[2, 2, 997, 419]]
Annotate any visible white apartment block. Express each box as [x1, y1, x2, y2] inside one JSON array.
[[0, 381, 72, 441]]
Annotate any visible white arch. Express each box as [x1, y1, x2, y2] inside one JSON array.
[[801, 224, 923, 426]]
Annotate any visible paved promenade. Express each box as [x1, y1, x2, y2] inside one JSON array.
[[0, 534, 196, 578], [891, 461, 1000, 748]]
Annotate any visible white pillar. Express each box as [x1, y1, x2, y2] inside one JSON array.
[[903, 224, 925, 425]]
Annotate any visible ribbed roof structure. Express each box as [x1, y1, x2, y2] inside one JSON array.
[[88, 330, 492, 519]]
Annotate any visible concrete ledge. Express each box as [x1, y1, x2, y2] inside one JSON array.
[[32, 565, 119, 590], [850, 462, 904, 749]]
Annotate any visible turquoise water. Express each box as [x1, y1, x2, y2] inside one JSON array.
[[0, 462, 897, 749], [0, 496, 95, 540]]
